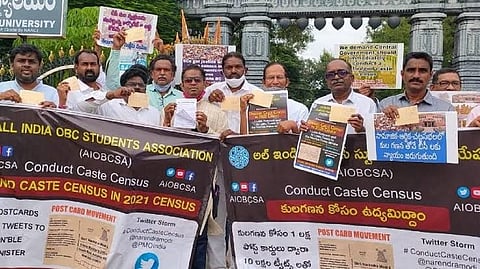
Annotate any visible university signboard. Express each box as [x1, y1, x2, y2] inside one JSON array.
[[0, 0, 67, 37]]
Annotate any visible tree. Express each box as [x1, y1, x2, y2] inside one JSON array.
[[367, 17, 455, 67], [299, 51, 333, 106], [269, 23, 314, 105], [4, 0, 181, 60]]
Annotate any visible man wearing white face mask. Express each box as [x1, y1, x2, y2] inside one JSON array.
[[146, 54, 182, 110], [205, 52, 263, 134]]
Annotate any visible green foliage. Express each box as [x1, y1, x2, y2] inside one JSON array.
[[299, 52, 333, 106], [366, 18, 410, 53], [367, 16, 455, 67], [269, 23, 315, 106]]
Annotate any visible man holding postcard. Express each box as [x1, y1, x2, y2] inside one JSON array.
[[162, 65, 228, 269], [300, 58, 376, 133], [146, 55, 183, 110], [262, 62, 309, 134], [205, 52, 263, 135], [0, 44, 58, 108], [379, 52, 455, 118], [57, 49, 107, 112], [96, 66, 160, 125], [162, 65, 228, 134]]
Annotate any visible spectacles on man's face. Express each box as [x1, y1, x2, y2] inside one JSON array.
[[183, 77, 203, 84], [436, 81, 461, 88], [125, 82, 146, 89], [325, 69, 350, 80], [265, 75, 286, 81]]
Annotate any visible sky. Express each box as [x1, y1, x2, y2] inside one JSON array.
[[300, 18, 369, 59]]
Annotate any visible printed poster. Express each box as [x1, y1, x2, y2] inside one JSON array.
[[365, 112, 458, 164], [247, 90, 288, 134], [0, 104, 218, 268], [336, 43, 404, 89], [97, 7, 158, 53], [174, 44, 236, 84], [222, 132, 480, 268], [293, 102, 348, 181], [431, 91, 480, 128]]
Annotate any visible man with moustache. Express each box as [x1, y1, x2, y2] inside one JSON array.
[[205, 52, 263, 135], [163, 65, 228, 269], [162, 65, 228, 134], [301, 58, 376, 134], [380, 52, 454, 118], [94, 66, 160, 126], [429, 67, 462, 91], [57, 49, 106, 112], [261, 62, 309, 134], [146, 54, 182, 110], [0, 43, 58, 107]]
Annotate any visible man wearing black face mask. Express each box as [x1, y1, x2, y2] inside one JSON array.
[[57, 50, 107, 112]]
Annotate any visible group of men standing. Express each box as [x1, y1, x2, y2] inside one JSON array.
[[0, 40, 477, 269]]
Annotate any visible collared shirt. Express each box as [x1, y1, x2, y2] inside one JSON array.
[[204, 80, 262, 133], [378, 90, 455, 112], [160, 99, 229, 135], [66, 79, 107, 113], [0, 79, 59, 105], [287, 98, 309, 123], [98, 98, 160, 126], [105, 50, 121, 91], [313, 90, 377, 133], [146, 84, 183, 110]]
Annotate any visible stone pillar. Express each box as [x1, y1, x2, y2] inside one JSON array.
[[202, 17, 234, 45], [410, 13, 446, 72], [452, 12, 480, 92], [240, 16, 271, 86]]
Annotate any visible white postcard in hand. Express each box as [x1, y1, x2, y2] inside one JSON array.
[[173, 98, 197, 129]]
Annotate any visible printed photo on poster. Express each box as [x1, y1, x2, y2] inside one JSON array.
[[365, 111, 458, 164]]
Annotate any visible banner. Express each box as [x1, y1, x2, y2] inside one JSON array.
[[294, 102, 348, 180], [0, 105, 219, 268], [431, 91, 480, 127], [222, 132, 480, 268], [0, 0, 67, 37], [247, 90, 288, 134], [336, 43, 403, 89], [365, 112, 459, 164], [97, 7, 158, 54], [174, 44, 236, 84]]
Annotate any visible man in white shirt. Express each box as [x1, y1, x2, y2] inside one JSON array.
[[300, 58, 376, 134], [162, 65, 228, 134], [97, 66, 160, 126], [262, 62, 309, 134], [0, 44, 58, 107], [205, 52, 263, 135], [57, 49, 107, 112]]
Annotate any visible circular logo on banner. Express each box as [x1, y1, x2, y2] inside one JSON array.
[[456, 186, 470, 199], [324, 157, 334, 168], [135, 252, 159, 269], [229, 145, 250, 169]]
